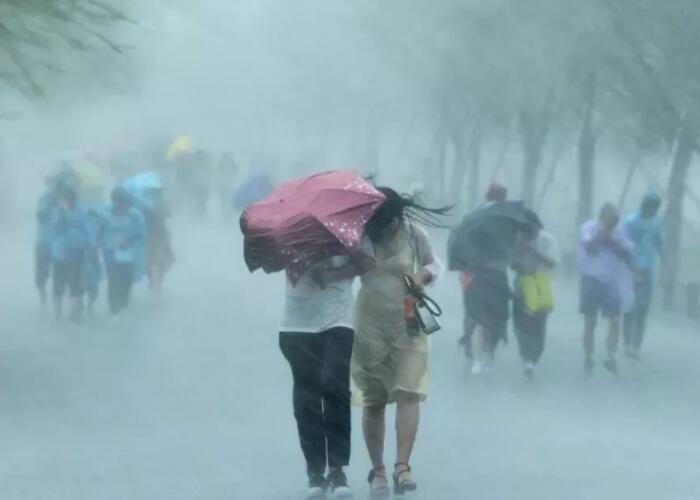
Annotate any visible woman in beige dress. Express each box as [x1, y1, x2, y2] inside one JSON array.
[[353, 187, 448, 497]]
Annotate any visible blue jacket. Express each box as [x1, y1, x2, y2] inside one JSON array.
[[49, 203, 91, 261], [625, 212, 663, 270], [36, 192, 56, 249], [101, 206, 146, 266]]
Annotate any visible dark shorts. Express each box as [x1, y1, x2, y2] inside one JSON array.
[[580, 276, 621, 319], [464, 267, 510, 343]]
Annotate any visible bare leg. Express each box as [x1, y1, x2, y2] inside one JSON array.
[[471, 326, 487, 373], [394, 392, 419, 492], [395, 393, 420, 465], [583, 314, 596, 371], [363, 405, 386, 469], [607, 317, 620, 359], [363, 404, 389, 494]]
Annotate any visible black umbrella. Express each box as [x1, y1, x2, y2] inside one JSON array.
[[448, 201, 531, 271]]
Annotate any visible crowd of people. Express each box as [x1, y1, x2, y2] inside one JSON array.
[[33, 157, 664, 498], [34, 164, 174, 321], [259, 174, 664, 499]]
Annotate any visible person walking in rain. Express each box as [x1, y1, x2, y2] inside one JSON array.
[[458, 182, 509, 369], [49, 182, 91, 321], [215, 152, 239, 217], [578, 203, 634, 376], [512, 210, 559, 380], [279, 254, 373, 499], [36, 175, 58, 306], [623, 192, 663, 360], [101, 187, 146, 316], [352, 187, 448, 498]]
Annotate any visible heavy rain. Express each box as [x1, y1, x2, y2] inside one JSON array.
[[1, 2, 700, 500]]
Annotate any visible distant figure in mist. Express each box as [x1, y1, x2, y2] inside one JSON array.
[[83, 206, 106, 317], [578, 203, 634, 376], [511, 210, 559, 380], [101, 187, 146, 316], [623, 192, 663, 360], [175, 149, 212, 217], [48, 182, 91, 321], [215, 153, 239, 217], [459, 182, 512, 375], [485, 182, 508, 205], [353, 188, 447, 498], [35, 175, 58, 306], [140, 189, 174, 294]]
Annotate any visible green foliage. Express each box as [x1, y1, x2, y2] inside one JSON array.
[[0, 0, 134, 97]]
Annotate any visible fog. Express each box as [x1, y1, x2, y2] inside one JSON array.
[[1, 2, 700, 500]]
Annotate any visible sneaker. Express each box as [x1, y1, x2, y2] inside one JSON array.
[[523, 362, 535, 380], [603, 357, 619, 375], [327, 468, 352, 498], [307, 473, 327, 499]]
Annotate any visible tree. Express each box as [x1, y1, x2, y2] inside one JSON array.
[[0, 0, 134, 97]]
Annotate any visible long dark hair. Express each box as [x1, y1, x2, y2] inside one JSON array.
[[366, 186, 452, 243]]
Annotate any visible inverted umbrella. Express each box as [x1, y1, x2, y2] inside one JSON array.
[[448, 200, 531, 271], [241, 170, 385, 284]]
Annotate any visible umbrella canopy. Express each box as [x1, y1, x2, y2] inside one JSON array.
[[123, 171, 163, 193], [165, 136, 193, 161], [448, 201, 531, 271], [233, 174, 273, 210], [241, 170, 385, 284]]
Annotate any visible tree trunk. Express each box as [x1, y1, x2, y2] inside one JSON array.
[[431, 131, 449, 202], [490, 116, 514, 181], [537, 130, 572, 211], [577, 74, 596, 227], [467, 123, 483, 210], [448, 132, 467, 205], [661, 117, 695, 309], [519, 111, 549, 207], [617, 152, 643, 211]]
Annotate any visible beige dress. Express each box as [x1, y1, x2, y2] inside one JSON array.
[[351, 223, 437, 407]]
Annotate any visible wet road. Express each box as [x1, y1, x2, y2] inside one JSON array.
[[2, 220, 699, 500]]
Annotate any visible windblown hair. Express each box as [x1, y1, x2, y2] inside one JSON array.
[[366, 186, 452, 242]]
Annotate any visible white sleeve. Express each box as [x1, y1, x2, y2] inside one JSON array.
[[413, 224, 443, 282], [536, 232, 560, 265]]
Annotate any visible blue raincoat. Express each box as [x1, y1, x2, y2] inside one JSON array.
[[48, 203, 91, 262], [82, 205, 108, 297], [100, 206, 146, 273]]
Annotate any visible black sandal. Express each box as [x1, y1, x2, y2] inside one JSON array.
[[393, 463, 417, 496], [368, 466, 390, 499]]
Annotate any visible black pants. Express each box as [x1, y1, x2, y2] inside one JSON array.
[[52, 251, 85, 299], [107, 263, 134, 314], [279, 327, 354, 475], [623, 271, 653, 350], [35, 246, 52, 291], [513, 300, 548, 364]]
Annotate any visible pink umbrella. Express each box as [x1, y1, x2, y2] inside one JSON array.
[[241, 170, 385, 284]]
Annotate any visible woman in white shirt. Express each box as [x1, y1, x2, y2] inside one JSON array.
[[280, 255, 371, 499]]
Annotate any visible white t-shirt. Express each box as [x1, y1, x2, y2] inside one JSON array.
[[280, 256, 355, 333]]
